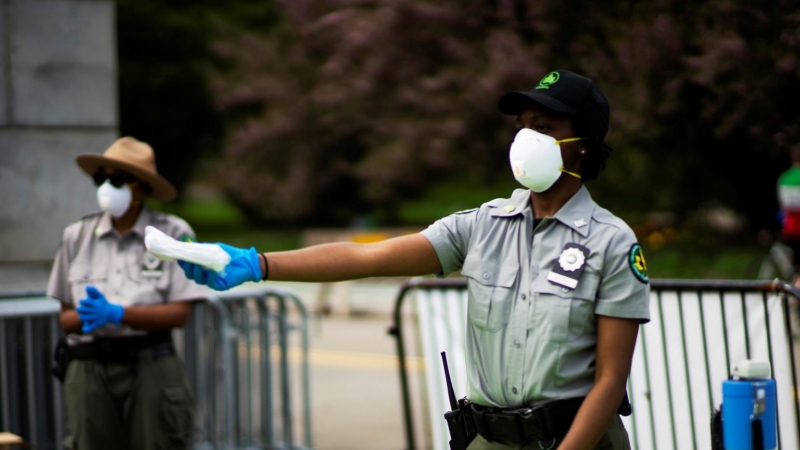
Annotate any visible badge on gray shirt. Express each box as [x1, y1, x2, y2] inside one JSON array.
[[547, 243, 590, 289]]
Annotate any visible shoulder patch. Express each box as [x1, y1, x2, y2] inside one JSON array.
[[178, 233, 196, 243], [629, 243, 649, 284]]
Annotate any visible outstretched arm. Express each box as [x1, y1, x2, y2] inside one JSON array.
[[263, 234, 442, 282], [179, 233, 443, 290]]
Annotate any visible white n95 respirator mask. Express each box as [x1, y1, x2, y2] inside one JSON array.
[[97, 181, 132, 218], [509, 128, 583, 193]]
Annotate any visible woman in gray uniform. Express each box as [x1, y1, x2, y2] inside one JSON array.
[[47, 137, 208, 450], [178, 70, 649, 450]]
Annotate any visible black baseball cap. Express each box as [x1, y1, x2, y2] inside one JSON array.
[[498, 70, 611, 140]]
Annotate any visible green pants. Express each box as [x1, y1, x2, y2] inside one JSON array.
[[63, 349, 194, 450], [466, 414, 630, 450]]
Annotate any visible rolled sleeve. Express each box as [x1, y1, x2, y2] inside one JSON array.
[[47, 229, 73, 306], [595, 230, 651, 323], [420, 210, 477, 277]]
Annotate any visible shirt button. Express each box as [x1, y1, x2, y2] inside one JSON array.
[[561, 287, 569, 293], [514, 340, 521, 348], [512, 387, 518, 394], [482, 273, 489, 280], [521, 294, 527, 300]]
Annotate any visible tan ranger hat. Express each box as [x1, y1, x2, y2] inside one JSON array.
[[75, 137, 177, 201]]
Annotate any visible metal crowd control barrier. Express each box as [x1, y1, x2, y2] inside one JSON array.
[[0, 286, 312, 450], [0, 291, 64, 450], [390, 278, 800, 450]]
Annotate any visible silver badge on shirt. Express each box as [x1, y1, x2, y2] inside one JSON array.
[[142, 251, 163, 277], [547, 244, 590, 290]]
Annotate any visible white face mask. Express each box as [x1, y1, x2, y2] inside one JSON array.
[[509, 128, 583, 193], [96, 181, 132, 218]]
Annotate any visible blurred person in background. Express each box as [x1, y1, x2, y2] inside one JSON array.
[[775, 144, 800, 335], [47, 137, 207, 450], [178, 70, 649, 449], [777, 144, 800, 275]]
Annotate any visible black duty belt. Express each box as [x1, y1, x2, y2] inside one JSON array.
[[470, 397, 585, 444], [67, 331, 174, 365]]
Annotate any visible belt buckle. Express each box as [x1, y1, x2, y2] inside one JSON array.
[[66, 333, 93, 347]]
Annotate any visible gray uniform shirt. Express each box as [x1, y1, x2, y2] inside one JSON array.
[[47, 207, 209, 337], [421, 186, 650, 408]]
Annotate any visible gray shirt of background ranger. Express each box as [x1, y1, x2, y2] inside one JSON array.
[[177, 69, 650, 450], [47, 137, 207, 450]]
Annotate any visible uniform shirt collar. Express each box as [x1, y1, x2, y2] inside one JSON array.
[[490, 186, 595, 237], [552, 185, 595, 237], [94, 207, 152, 239], [130, 206, 153, 239], [489, 189, 531, 218], [95, 213, 115, 239]]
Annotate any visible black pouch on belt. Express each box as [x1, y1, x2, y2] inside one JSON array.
[[51, 337, 71, 382]]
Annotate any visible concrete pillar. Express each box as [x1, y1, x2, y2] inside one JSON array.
[[0, 0, 118, 292]]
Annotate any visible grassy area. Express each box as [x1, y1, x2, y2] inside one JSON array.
[[397, 177, 521, 224], [148, 198, 301, 252], [644, 244, 766, 280], [149, 198, 246, 227], [194, 227, 302, 252]]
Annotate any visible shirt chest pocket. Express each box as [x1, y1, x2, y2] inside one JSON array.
[[532, 273, 600, 342], [67, 262, 108, 305], [461, 256, 519, 332], [126, 259, 170, 305]]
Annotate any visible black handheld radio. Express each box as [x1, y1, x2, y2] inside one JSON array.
[[441, 351, 476, 450]]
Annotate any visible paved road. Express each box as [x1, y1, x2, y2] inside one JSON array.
[[307, 315, 424, 450], [261, 279, 421, 449]]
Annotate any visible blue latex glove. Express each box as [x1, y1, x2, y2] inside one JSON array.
[[177, 243, 262, 291], [76, 286, 124, 333]]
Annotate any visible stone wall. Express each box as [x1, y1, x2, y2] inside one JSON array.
[[0, 0, 117, 291]]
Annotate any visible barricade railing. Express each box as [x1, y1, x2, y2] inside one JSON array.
[[389, 278, 800, 450], [0, 286, 312, 450], [0, 292, 63, 449]]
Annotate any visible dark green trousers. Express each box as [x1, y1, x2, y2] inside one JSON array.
[[63, 349, 194, 450], [466, 414, 630, 450]]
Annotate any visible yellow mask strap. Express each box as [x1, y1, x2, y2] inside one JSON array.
[[560, 167, 582, 179], [556, 137, 583, 179]]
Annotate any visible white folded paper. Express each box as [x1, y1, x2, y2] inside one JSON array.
[[144, 225, 230, 272]]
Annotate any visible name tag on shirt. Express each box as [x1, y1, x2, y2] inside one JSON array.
[[547, 243, 590, 290], [141, 270, 164, 279]]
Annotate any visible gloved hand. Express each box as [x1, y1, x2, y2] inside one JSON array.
[[76, 286, 124, 333], [178, 243, 262, 291]]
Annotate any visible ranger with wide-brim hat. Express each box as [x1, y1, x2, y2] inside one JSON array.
[[47, 136, 205, 450], [76, 136, 177, 201]]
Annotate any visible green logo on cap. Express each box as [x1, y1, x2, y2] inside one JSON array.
[[536, 71, 560, 90]]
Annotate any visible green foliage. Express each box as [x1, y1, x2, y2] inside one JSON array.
[[148, 199, 246, 228], [645, 245, 764, 280], [149, 198, 299, 251], [397, 176, 521, 225], [207, 0, 800, 229]]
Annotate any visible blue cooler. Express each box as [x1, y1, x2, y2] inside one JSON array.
[[722, 378, 777, 450]]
